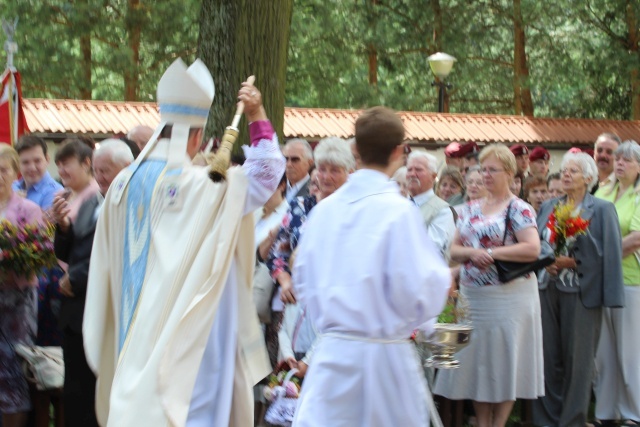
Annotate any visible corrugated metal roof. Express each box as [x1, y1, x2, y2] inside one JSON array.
[[22, 99, 640, 144]]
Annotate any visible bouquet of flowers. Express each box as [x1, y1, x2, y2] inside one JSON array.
[[546, 201, 590, 256], [0, 219, 57, 278], [264, 369, 301, 427]]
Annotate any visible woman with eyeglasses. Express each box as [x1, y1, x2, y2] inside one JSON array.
[[593, 141, 640, 427], [265, 137, 355, 370], [463, 165, 486, 202], [435, 144, 544, 427], [533, 152, 624, 427]]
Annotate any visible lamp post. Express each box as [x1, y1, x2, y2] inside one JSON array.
[[428, 52, 456, 113]]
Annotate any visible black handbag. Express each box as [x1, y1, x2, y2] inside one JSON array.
[[494, 200, 555, 283]]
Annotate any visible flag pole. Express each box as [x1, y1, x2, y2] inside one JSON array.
[[2, 18, 19, 146]]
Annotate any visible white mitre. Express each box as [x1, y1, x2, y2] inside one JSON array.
[[157, 58, 215, 127], [110, 59, 216, 205]]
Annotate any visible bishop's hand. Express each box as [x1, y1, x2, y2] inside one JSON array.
[[238, 77, 267, 123]]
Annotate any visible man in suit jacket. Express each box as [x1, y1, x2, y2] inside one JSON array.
[[52, 139, 134, 427], [283, 139, 314, 202], [406, 151, 456, 259]]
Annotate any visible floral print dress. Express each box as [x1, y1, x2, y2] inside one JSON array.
[[0, 193, 43, 414], [458, 198, 537, 287], [264, 195, 317, 367]]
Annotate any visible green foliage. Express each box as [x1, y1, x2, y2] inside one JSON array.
[[285, 0, 639, 119], [1, 0, 199, 100], [1, 0, 638, 120]]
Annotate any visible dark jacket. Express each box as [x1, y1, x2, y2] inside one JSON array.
[[536, 193, 625, 308], [55, 194, 101, 333]]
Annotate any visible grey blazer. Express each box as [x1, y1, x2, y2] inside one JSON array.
[[536, 193, 625, 308]]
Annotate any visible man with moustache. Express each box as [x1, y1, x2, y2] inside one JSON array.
[[406, 151, 456, 258], [591, 133, 621, 194]]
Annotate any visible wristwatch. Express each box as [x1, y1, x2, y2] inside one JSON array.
[[486, 248, 494, 258]]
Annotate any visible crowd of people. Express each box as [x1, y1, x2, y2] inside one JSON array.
[[0, 54, 638, 427]]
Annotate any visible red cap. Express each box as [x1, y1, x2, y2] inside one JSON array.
[[458, 141, 479, 157], [567, 147, 582, 154], [510, 144, 529, 156], [529, 146, 550, 162], [444, 142, 462, 158]]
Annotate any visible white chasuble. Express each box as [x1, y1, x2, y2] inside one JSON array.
[[84, 134, 284, 427]]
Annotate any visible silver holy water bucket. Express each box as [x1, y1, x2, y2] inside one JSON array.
[[423, 323, 473, 369]]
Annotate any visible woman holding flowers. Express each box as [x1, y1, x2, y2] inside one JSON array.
[[533, 152, 624, 427], [435, 144, 544, 427], [593, 141, 640, 426], [0, 146, 46, 427]]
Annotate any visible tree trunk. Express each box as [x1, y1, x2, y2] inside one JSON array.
[[513, 0, 534, 116], [367, 0, 379, 86], [78, 0, 92, 99], [79, 33, 92, 99], [124, 0, 142, 101], [368, 44, 378, 86], [197, 0, 294, 148], [430, 0, 443, 52], [627, 1, 640, 119]]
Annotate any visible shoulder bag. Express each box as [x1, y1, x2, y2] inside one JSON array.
[[494, 200, 555, 283]]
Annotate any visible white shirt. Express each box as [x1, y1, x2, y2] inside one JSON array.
[[413, 189, 456, 258], [286, 174, 310, 202], [253, 198, 289, 249], [292, 169, 450, 427]]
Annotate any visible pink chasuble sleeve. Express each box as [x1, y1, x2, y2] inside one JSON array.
[[241, 120, 286, 215]]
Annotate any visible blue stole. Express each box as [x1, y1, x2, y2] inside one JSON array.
[[119, 160, 167, 354]]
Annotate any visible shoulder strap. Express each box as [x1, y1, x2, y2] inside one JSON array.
[[502, 199, 515, 245]]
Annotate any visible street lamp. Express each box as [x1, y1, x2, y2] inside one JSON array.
[[427, 52, 456, 113]]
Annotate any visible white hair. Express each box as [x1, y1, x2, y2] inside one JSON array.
[[561, 152, 598, 192], [408, 151, 438, 173], [95, 139, 134, 166], [285, 138, 313, 159], [392, 166, 407, 182], [615, 140, 640, 163], [313, 137, 355, 172]]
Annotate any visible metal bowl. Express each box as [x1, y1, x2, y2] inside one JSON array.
[[424, 323, 473, 369]]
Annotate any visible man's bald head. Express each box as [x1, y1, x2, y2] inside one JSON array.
[[127, 125, 155, 150]]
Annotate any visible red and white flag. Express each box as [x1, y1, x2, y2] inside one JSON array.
[[0, 68, 29, 146]]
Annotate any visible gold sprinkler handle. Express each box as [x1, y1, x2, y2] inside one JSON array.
[[208, 75, 256, 182]]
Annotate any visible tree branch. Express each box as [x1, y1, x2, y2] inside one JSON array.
[[376, 1, 425, 34], [465, 56, 512, 67], [584, 0, 628, 46]]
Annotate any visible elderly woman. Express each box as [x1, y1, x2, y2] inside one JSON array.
[[265, 137, 355, 367], [434, 144, 543, 427], [593, 141, 640, 426], [533, 152, 624, 427], [55, 138, 99, 222], [0, 146, 44, 427], [437, 165, 465, 205], [463, 165, 486, 202]]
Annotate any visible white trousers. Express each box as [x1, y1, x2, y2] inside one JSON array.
[[594, 286, 640, 421]]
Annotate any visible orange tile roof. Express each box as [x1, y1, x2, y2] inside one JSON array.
[[22, 99, 640, 145]]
